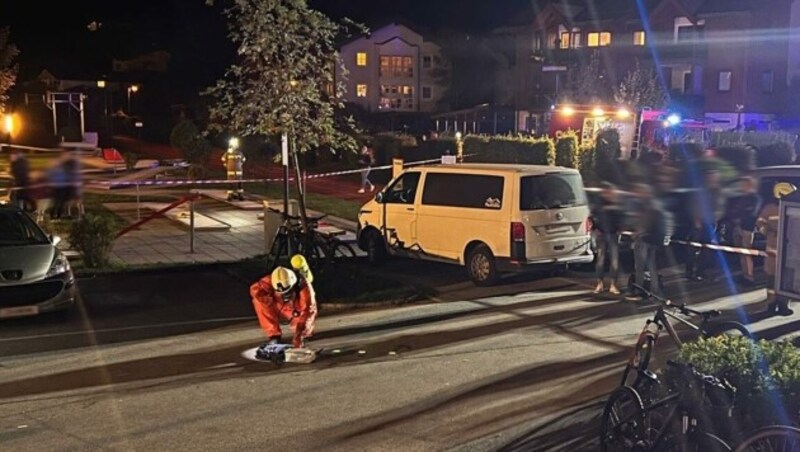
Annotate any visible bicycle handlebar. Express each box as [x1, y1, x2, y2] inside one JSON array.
[[632, 283, 721, 320]]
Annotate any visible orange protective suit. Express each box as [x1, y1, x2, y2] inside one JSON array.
[[250, 276, 317, 348]]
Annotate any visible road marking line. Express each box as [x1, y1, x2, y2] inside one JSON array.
[[0, 316, 254, 342]]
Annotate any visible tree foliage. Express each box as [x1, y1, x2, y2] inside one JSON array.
[[614, 60, 669, 109], [170, 120, 212, 164], [0, 28, 19, 111], [204, 0, 360, 153], [561, 52, 611, 104]]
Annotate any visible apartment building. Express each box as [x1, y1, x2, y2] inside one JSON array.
[[338, 23, 447, 113], [509, 0, 800, 131]]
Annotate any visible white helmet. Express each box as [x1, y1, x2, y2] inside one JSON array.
[[271, 266, 297, 294]]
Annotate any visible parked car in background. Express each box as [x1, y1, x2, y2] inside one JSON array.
[[0, 205, 77, 319], [357, 163, 594, 285]]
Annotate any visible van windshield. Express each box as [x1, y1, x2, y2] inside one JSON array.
[[520, 173, 587, 210]]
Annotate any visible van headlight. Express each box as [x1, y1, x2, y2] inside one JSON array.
[[46, 253, 71, 278]]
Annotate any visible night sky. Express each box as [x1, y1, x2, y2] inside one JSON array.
[[1, 0, 532, 102]]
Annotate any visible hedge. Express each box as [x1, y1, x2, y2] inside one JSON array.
[[555, 130, 580, 169], [757, 141, 796, 167], [711, 131, 797, 149], [465, 134, 555, 165], [664, 335, 800, 437], [715, 145, 756, 172]]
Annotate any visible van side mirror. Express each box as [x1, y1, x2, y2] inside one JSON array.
[[51, 235, 62, 246], [375, 192, 384, 203]]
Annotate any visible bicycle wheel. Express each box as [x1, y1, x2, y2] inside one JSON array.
[[622, 335, 655, 388], [705, 321, 753, 340], [654, 431, 731, 452], [600, 386, 647, 452], [734, 426, 800, 452]]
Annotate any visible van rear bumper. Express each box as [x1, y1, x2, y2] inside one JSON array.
[[497, 253, 594, 272]]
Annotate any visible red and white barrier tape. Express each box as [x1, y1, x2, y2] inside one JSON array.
[[619, 231, 769, 257]]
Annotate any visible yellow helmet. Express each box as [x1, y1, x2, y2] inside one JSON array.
[[271, 266, 297, 294]]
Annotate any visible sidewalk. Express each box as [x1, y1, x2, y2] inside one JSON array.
[[100, 197, 359, 267]]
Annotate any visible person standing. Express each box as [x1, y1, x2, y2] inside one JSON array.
[[358, 144, 375, 194], [9, 150, 35, 212], [729, 177, 761, 285], [592, 182, 623, 295], [628, 183, 667, 301]]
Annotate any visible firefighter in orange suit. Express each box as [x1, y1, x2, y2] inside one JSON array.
[[250, 262, 317, 348]]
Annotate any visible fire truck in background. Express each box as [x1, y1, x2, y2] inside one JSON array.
[[548, 104, 707, 158]]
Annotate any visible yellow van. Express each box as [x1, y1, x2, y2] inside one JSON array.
[[356, 163, 593, 285]]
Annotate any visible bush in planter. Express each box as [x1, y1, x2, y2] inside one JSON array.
[[665, 335, 800, 434], [69, 213, 120, 268], [555, 130, 580, 169]]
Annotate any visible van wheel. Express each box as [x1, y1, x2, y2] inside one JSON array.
[[366, 230, 387, 266], [467, 245, 498, 286]]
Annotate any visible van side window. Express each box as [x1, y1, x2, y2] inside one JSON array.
[[384, 172, 421, 204], [421, 173, 504, 209]]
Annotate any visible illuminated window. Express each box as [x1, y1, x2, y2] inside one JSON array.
[[560, 32, 570, 49], [571, 32, 582, 48], [587, 33, 599, 47], [600, 32, 611, 46], [356, 52, 367, 67], [401, 85, 413, 96], [633, 31, 646, 46], [718, 71, 732, 92], [356, 84, 367, 97], [379, 56, 413, 77]]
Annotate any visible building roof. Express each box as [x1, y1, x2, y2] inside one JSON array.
[[695, 0, 754, 15], [573, 0, 662, 22]]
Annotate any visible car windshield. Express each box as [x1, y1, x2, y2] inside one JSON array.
[[520, 173, 588, 210], [0, 210, 50, 246]]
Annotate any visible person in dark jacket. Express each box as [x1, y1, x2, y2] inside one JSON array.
[[726, 176, 761, 285], [592, 182, 623, 294], [686, 169, 725, 281], [628, 183, 667, 300], [9, 150, 36, 212]]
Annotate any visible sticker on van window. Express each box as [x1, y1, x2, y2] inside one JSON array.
[[484, 197, 502, 209]]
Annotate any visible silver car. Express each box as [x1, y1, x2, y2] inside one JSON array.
[[0, 205, 77, 319]]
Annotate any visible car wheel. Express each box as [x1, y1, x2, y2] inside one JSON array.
[[366, 230, 387, 266], [467, 244, 498, 286]]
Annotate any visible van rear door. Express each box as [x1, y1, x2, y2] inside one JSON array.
[[518, 173, 590, 259]]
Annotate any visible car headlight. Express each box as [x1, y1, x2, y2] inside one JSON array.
[[46, 253, 71, 278]]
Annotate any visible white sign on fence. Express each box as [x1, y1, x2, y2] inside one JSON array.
[[441, 155, 457, 165]]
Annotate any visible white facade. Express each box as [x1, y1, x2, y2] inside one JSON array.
[[338, 24, 446, 113]]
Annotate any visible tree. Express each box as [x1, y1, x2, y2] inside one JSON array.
[[561, 52, 612, 104], [0, 28, 19, 112], [170, 120, 212, 164], [614, 60, 669, 109], [204, 0, 359, 155]]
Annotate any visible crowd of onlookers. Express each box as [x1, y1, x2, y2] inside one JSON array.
[[589, 146, 793, 315], [7, 149, 83, 221]]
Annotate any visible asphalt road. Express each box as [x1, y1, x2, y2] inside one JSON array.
[[2, 261, 798, 451]]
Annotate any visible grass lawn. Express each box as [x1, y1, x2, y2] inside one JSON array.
[[248, 184, 362, 222]]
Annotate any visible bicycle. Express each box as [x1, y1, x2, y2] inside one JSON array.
[[602, 360, 736, 452], [621, 283, 752, 388], [733, 425, 800, 451], [265, 209, 357, 274]]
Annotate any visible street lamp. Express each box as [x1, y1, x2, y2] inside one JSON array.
[[127, 84, 139, 114]]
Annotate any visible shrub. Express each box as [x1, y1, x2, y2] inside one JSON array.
[[555, 130, 580, 169], [69, 213, 119, 268], [757, 141, 796, 167], [170, 120, 212, 164], [716, 145, 756, 172], [665, 335, 800, 434], [711, 131, 797, 149], [123, 152, 139, 172], [468, 135, 555, 165]]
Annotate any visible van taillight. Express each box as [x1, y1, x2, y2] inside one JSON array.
[[585, 217, 593, 233], [511, 222, 526, 242]]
